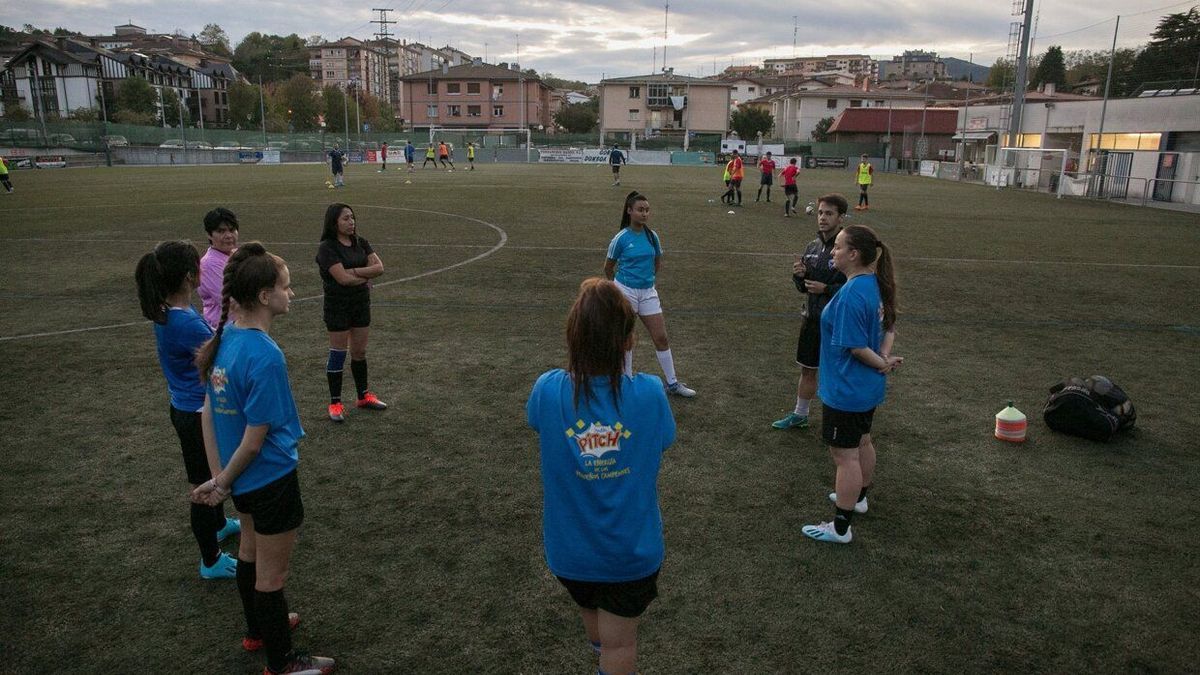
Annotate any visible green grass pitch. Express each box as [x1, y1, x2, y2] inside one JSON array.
[[0, 161, 1198, 672]]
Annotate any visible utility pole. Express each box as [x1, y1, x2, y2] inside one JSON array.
[[1096, 16, 1120, 169], [662, 2, 669, 71], [792, 16, 798, 59], [257, 74, 267, 146], [371, 8, 397, 117]]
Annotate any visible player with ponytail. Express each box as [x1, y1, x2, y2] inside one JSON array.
[[527, 278, 676, 674], [603, 190, 697, 398], [802, 224, 903, 545], [135, 241, 241, 580], [192, 243, 335, 675]]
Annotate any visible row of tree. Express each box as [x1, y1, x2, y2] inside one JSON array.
[[987, 7, 1200, 96]]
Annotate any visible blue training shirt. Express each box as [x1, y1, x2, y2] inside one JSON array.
[[818, 274, 886, 412], [154, 306, 212, 412], [607, 227, 661, 290], [527, 369, 676, 582], [207, 325, 305, 494]]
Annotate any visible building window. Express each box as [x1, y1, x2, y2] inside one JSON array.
[[467, 82, 480, 94], [849, 100, 862, 107], [748, 86, 756, 93], [647, 84, 669, 106], [467, 105, 481, 117], [447, 82, 461, 94], [629, 86, 640, 98], [1088, 132, 1162, 151], [427, 81, 437, 94], [448, 104, 461, 117], [875, 100, 885, 107], [427, 105, 438, 117], [326, 71, 335, 78], [628, 109, 640, 121], [493, 105, 504, 116], [494, 84, 504, 99], [826, 99, 837, 109]]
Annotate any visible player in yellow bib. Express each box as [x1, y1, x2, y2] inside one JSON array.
[[467, 142, 476, 170], [0, 155, 13, 193], [854, 154, 873, 211]]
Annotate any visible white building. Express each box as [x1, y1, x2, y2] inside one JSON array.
[[955, 89, 1200, 205], [744, 85, 927, 141]]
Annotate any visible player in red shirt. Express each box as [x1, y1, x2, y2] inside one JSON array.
[[781, 157, 801, 217], [756, 151, 777, 203]]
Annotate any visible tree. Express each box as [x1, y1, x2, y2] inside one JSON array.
[[1063, 48, 1140, 94], [729, 106, 773, 140], [554, 102, 597, 133], [1128, 7, 1200, 92], [161, 88, 189, 127], [811, 116, 835, 142], [114, 77, 157, 117], [987, 58, 1014, 89], [233, 33, 309, 84], [1033, 45, 1066, 89], [322, 85, 348, 135], [275, 74, 321, 131], [229, 80, 263, 128], [199, 23, 232, 58]]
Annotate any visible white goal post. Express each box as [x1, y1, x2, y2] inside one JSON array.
[[995, 147, 1069, 199], [427, 126, 533, 163]]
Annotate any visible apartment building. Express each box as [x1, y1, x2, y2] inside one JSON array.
[[764, 54, 876, 80], [308, 37, 390, 102], [399, 61, 552, 130], [598, 70, 731, 137], [878, 50, 947, 81]]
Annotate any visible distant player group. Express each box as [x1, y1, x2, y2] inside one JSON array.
[[135, 150, 897, 673], [325, 140, 478, 188]]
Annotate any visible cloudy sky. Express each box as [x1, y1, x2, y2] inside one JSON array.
[[6, 0, 1189, 81]]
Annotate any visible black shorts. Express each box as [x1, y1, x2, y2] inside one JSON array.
[[611, 165, 621, 174], [731, 178, 743, 188], [795, 315, 821, 368], [859, 183, 870, 192], [231, 469, 305, 535], [557, 569, 660, 618], [784, 184, 798, 196], [822, 404, 876, 449], [760, 174, 773, 185], [170, 405, 213, 485], [323, 292, 371, 332]]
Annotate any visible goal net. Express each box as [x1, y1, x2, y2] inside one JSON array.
[[426, 126, 533, 163], [990, 147, 1070, 198]]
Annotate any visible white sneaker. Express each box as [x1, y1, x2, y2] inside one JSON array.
[[667, 381, 696, 398], [828, 492, 869, 513], [802, 521, 852, 544]]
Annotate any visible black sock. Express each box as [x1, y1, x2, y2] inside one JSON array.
[[327, 370, 343, 404], [757, 187, 763, 200], [351, 359, 369, 399], [858, 486, 869, 502], [834, 507, 854, 535], [237, 558, 259, 639], [736, 189, 742, 204], [766, 187, 771, 201], [190, 502, 222, 566], [256, 588, 293, 672]]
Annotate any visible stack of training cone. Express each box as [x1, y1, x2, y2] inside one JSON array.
[[995, 401, 1027, 443]]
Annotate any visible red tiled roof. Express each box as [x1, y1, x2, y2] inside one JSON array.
[[828, 107, 959, 134]]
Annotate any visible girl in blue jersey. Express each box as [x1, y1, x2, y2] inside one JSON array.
[[604, 191, 696, 398], [527, 277, 676, 675], [135, 241, 241, 580], [191, 243, 334, 675], [802, 224, 903, 545]]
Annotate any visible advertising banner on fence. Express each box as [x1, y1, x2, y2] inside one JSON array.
[[35, 155, 66, 168], [3, 156, 34, 169], [539, 148, 610, 164], [260, 150, 280, 165], [238, 151, 262, 164], [804, 156, 849, 169]]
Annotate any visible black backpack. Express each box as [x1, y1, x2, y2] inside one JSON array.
[[1043, 376, 1137, 442]]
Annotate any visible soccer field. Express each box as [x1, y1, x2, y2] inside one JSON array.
[[1, 162, 1198, 673]]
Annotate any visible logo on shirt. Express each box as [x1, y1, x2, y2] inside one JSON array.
[[566, 419, 630, 459], [210, 366, 228, 395]]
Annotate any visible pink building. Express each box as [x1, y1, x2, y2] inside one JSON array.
[[399, 61, 552, 130]]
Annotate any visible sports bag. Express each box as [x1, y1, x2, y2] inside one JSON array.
[[1043, 375, 1137, 442]]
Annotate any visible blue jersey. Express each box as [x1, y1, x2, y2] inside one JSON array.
[[154, 307, 212, 412], [606, 228, 661, 290], [404, 144, 415, 161], [609, 148, 625, 165], [527, 369, 676, 582], [207, 325, 305, 494], [329, 150, 344, 170], [818, 274, 886, 412]]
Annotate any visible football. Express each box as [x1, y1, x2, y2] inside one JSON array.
[[805, 202, 815, 215]]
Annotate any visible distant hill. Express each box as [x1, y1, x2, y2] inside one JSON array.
[[943, 57, 990, 83]]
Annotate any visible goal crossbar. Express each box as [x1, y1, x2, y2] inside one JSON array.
[[427, 126, 533, 163]]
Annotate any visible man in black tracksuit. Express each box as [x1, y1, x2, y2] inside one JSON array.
[[772, 193, 849, 430]]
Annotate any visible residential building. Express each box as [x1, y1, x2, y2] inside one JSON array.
[[827, 107, 960, 159], [399, 61, 552, 130], [435, 46, 473, 67], [721, 76, 796, 108], [876, 79, 994, 105], [743, 84, 927, 141], [764, 55, 876, 80], [598, 70, 732, 139], [308, 37, 390, 103], [401, 42, 450, 75], [878, 50, 947, 82]]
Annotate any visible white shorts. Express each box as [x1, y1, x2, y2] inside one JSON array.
[[615, 280, 662, 316]]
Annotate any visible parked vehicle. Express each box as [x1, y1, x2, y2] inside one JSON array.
[[102, 135, 130, 147], [48, 133, 77, 146], [159, 140, 186, 149]]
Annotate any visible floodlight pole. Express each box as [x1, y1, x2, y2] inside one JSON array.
[[1007, 0, 1035, 147], [257, 74, 267, 146], [1095, 15, 1120, 169]]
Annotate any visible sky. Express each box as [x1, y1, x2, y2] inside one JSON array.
[[5, 0, 1191, 82]]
